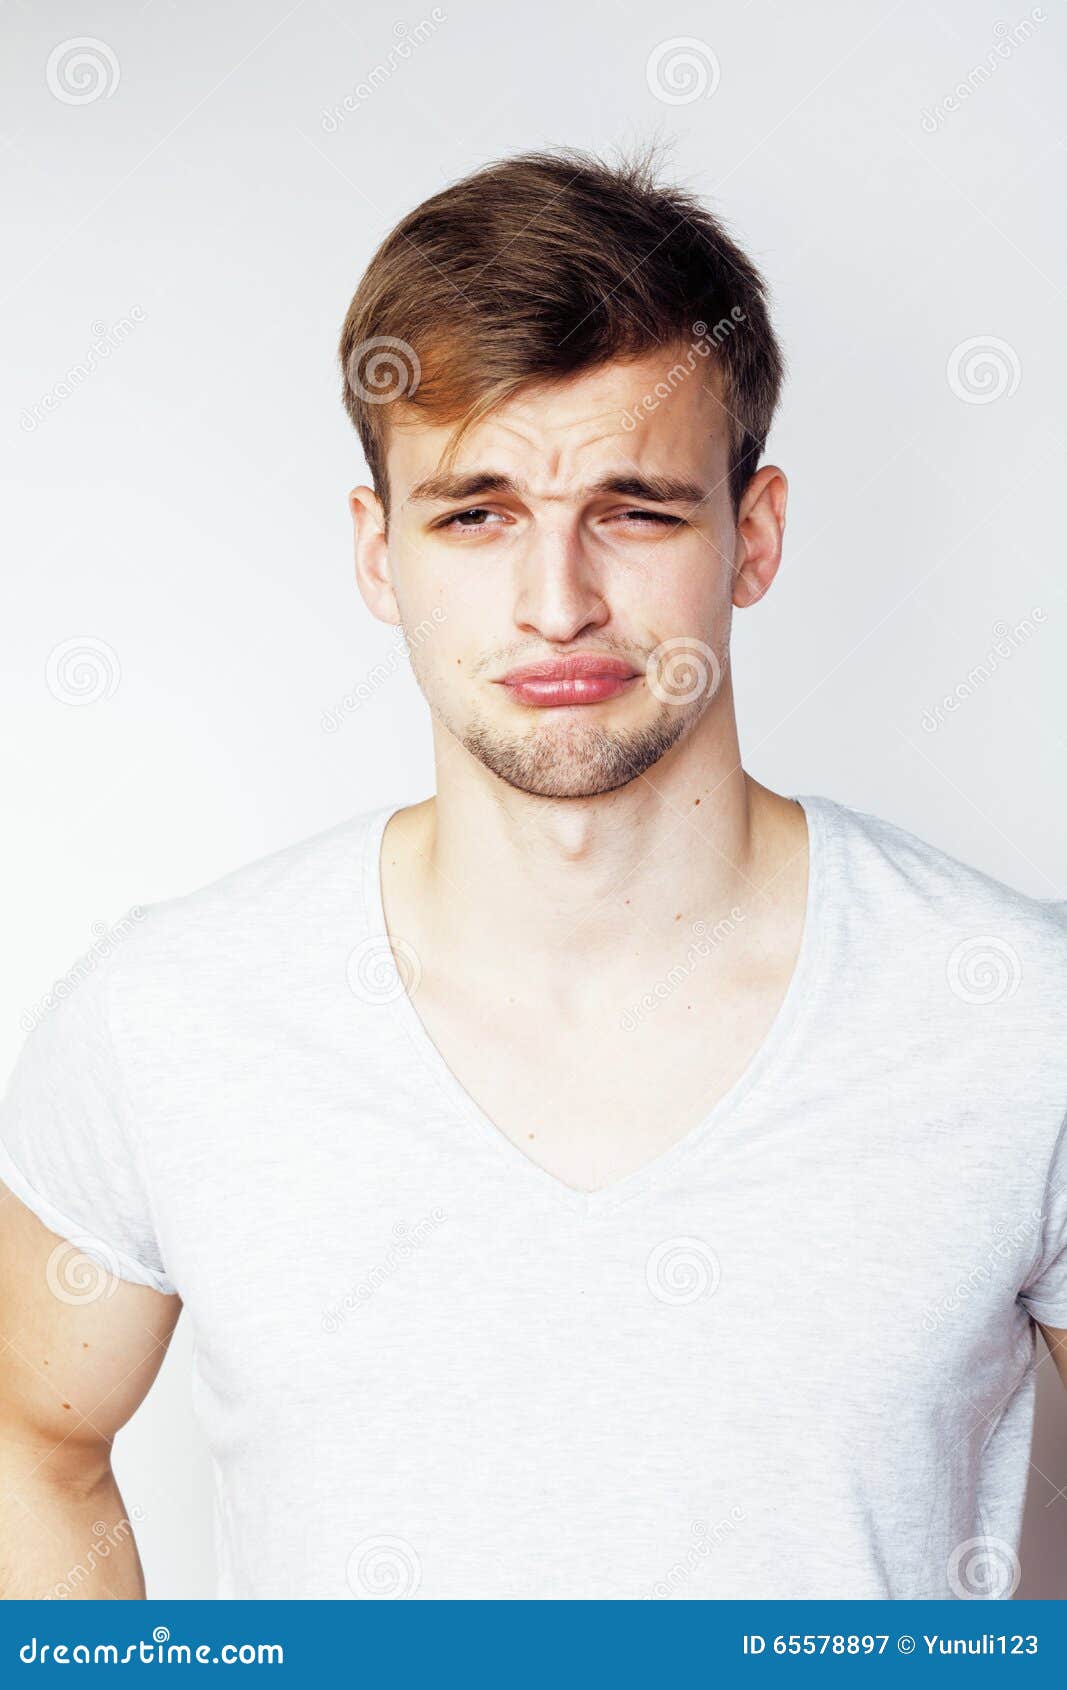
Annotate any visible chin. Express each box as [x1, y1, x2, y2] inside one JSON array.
[[460, 712, 691, 799]]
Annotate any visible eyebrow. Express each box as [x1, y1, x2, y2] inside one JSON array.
[[405, 470, 709, 507]]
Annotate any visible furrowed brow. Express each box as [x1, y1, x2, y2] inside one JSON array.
[[406, 471, 525, 504], [404, 470, 709, 507], [589, 474, 708, 505]]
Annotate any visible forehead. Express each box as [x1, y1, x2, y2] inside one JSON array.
[[385, 345, 731, 498]]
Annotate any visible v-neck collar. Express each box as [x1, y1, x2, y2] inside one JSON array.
[[359, 793, 833, 1217]]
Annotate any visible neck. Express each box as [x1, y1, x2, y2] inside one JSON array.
[[380, 704, 806, 993]]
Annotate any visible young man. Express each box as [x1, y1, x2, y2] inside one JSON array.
[[1, 150, 1065, 1603]]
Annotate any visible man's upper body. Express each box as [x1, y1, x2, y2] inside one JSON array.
[[2, 148, 1064, 1599], [1, 789, 1066, 1599]]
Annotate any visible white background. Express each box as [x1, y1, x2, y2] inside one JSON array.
[[1, 0, 1064, 1597]]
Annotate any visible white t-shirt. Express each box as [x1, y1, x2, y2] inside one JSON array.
[[2, 794, 1066, 1601]]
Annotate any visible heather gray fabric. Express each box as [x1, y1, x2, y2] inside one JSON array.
[[2, 794, 1066, 1600]]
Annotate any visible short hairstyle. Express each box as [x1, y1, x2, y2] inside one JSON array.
[[339, 147, 785, 516]]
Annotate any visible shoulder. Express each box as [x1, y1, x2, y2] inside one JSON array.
[[95, 804, 393, 1015], [807, 793, 1067, 997]]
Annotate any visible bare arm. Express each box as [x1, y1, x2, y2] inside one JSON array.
[[1037, 1323, 1067, 1390], [0, 1184, 179, 1599]]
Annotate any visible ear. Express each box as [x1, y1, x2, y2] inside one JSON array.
[[731, 465, 788, 609], [349, 485, 402, 627]]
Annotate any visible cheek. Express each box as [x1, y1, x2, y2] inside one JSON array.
[[622, 548, 732, 644], [399, 580, 488, 695], [398, 540, 487, 617], [413, 561, 514, 658]]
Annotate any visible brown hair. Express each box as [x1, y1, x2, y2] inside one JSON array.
[[339, 147, 784, 516]]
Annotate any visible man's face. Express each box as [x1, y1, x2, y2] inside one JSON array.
[[354, 346, 771, 799]]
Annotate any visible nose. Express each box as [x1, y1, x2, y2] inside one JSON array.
[[511, 518, 610, 644]]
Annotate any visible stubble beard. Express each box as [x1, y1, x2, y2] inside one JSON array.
[[458, 701, 701, 798]]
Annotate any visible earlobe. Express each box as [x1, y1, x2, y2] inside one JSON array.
[[732, 565, 768, 609], [349, 485, 401, 627], [731, 464, 787, 610]]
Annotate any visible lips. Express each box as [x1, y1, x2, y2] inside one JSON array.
[[498, 654, 641, 708]]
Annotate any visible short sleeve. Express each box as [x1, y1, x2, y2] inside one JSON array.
[[0, 954, 176, 1296], [1018, 1110, 1067, 1326]]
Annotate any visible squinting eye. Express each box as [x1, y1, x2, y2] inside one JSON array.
[[439, 507, 506, 530], [616, 509, 683, 527], [434, 506, 682, 533]]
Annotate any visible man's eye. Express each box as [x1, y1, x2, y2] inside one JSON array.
[[434, 506, 681, 532], [615, 509, 683, 527], [439, 507, 505, 530]]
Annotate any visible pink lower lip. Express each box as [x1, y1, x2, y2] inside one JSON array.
[[502, 673, 639, 707]]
